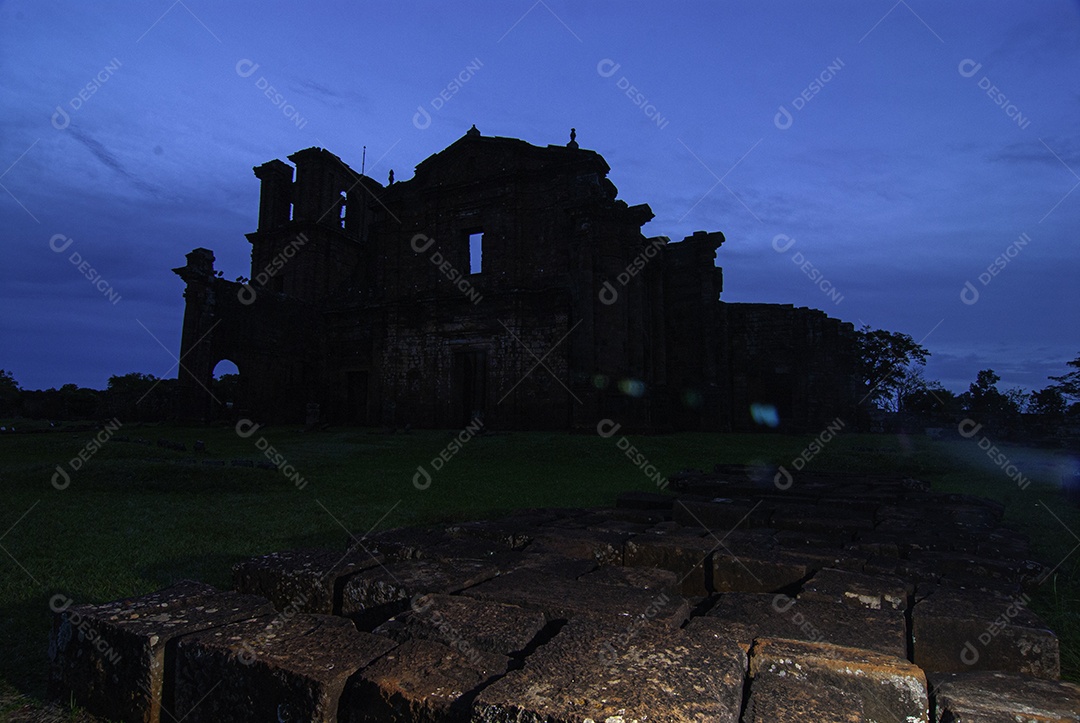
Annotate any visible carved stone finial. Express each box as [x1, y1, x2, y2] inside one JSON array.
[[388, 169, 395, 185], [567, 127, 578, 149]]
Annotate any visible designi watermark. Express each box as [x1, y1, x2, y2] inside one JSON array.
[[413, 59, 483, 130], [597, 418, 668, 490], [51, 58, 122, 130], [774, 58, 844, 130], [960, 232, 1031, 305], [597, 59, 670, 130], [413, 417, 484, 490], [235, 419, 308, 490], [958, 59, 1031, 130], [774, 417, 845, 489]]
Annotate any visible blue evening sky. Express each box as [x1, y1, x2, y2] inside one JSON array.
[[1, 1, 1078, 395]]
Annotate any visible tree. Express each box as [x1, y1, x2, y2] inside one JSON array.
[[855, 326, 931, 411], [964, 369, 1022, 421], [902, 380, 962, 422], [1049, 353, 1080, 403], [104, 372, 172, 421], [0, 369, 20, 416], [1029, 386, 1066, 418]]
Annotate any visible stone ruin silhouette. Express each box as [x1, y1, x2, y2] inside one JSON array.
[[173, 127, 856, 432], [47, 466, 1079, 720]]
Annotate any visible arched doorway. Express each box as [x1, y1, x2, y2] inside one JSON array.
[[211, 359, 241, 421]]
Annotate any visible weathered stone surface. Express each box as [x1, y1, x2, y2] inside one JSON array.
[[910, 550, 1045, 590], [912, 588, 1059, 678], [711, 547, 811, 593], [742, 674, 865, 722], [623, 533, 716, 595], [342, 638, 508, 722], [691, 592, 907, 658], [504, 552, 598, 579], [443, 519, 536, 550], [526, 527, 626, 565], [748, 637, 928, 723], [47, 580, 274, 723], [799, 567, 911, 611], [232, 548, 382, 615], [372, 593, 546, 657], [173, 613, 396, 723], [472, 618, 747, 722], [462, 569, 690, 628], [339, 558, 500, 628], [578, 564, 678, 594], [929, 671, 1080, 722]]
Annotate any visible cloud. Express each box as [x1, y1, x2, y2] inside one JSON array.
[[68, 127, 161, 197], [990, 137, 1080, 169]]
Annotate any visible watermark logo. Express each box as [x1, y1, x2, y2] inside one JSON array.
[[49, 234, 122, 305], [774, 417, 845, 489], [413, 417, 484, 490], [599, 237, 667, 305], [51, 58, 122, 130], [51, 418, 122, 490], [410, 234, 483, 304], [774, 58, 844, 130], [235, 419, 308, 490], [958, 592, 1032, 665], [236, 59, 307, 130], [597, 418, 668, 490], [772, 234, 843, 305], [411, 594, 485, 665], [597, 59, 669, 130], [771, 594, 827, 642], [412, 59, 483, 130], [238, 232, 308, 305], [958, 59, 1031, 130], [957, 418, 1030, 490], [960, 232, 1031, 305], [49, 594, 122, 664]]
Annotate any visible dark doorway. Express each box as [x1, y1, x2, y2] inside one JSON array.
[[345, 370, 369, 424], [453, 350, 487, 427]]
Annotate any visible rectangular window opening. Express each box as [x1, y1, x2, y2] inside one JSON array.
[[468, 232, 484, 275]]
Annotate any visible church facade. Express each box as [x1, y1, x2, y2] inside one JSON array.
[[173, 127, 857, 432]]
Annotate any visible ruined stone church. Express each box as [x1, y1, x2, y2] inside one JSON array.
[[173, 126, 856, 431]]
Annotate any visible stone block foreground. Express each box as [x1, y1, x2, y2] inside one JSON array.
[[48, 465, 1080, 721]]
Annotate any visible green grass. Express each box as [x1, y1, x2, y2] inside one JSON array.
[[1, 423, 1077, 719]]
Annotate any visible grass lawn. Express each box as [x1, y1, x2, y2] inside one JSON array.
[[1, 422, 1078, 719]]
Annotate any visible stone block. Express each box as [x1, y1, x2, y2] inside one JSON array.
[[711, 548, 811, 593], [799, 567, 910, 611], [372, 593, 546, 657], [472, 618, 747, 722], [913, 588, 1059, 678], [173, 613, 396, 722], [342, 638, 508, 722], [232, 548, 382, 615], [578, 565, 678, 595], [624, 533, 716, 595], [339, 558, 500, 629], [691, 592, 907, 658], [929, 671, 1080, 722], [526, 528, 627, 565], [461, 569, 690, 628], [48, 581, 274, 723], [747, 637, 928, 723]]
